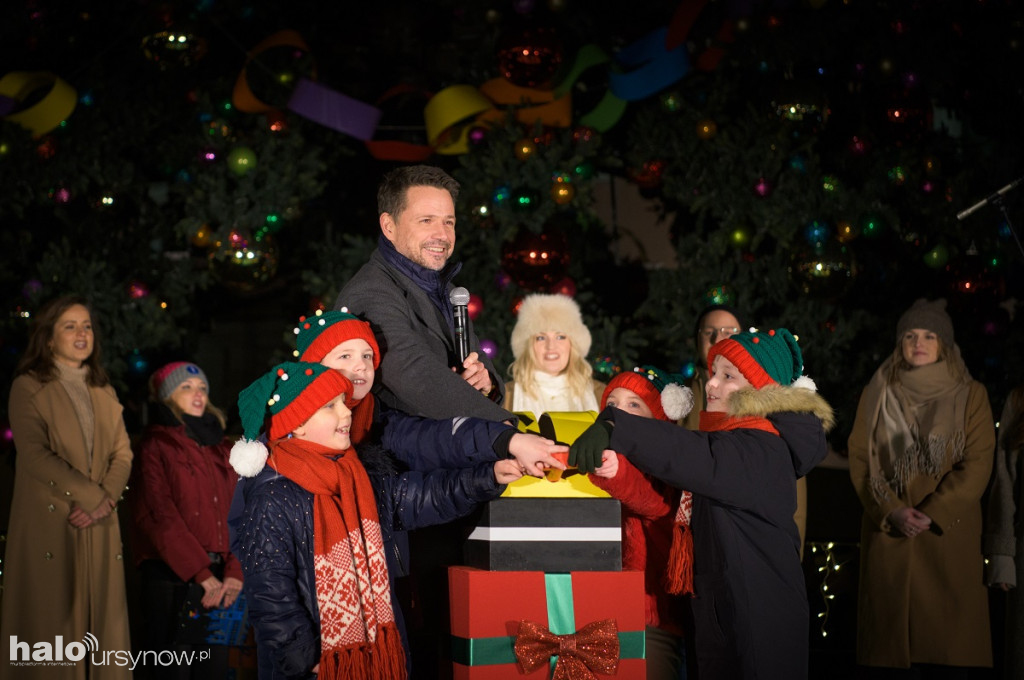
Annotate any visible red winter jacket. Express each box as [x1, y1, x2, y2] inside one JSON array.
[[131, 423, 242, 584], [589, 455, 687, 636]]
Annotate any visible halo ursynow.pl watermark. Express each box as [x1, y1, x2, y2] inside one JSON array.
[[9, 634, 211, 670]]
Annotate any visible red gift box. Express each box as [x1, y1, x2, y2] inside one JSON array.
[[449, 566, 646, 679]]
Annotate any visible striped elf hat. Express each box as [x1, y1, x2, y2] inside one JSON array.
[[229, 361, 353, 477], [706, 328, 808, 389]]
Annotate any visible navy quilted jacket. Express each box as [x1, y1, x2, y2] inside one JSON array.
[[228, 418, 510, 679]]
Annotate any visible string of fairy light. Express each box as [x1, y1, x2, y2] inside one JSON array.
[[808, 540, 858, 638]]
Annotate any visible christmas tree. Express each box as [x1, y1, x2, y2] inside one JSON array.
[[1, 0, 1021, 450]]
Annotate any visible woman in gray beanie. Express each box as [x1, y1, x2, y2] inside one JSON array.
[[848, 298, 995, 678], [130, 361, 243, 678]]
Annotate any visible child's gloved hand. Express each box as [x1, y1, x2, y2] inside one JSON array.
[[569, 419, 614, 473]]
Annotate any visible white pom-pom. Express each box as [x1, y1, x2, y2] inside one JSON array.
[[792, 375, 818, 392], [661, 383, 695, 421], [230, 438, 269, 477]]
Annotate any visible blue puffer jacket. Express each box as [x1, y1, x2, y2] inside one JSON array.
[[368, 403, 513, 578], [228, 417, 512, 679]]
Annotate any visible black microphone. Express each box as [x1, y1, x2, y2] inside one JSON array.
[[450, 287, 471, 364]]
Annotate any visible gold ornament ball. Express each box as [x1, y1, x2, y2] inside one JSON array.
[[192, 224, 212, 247], [696, 119, 718, 139], [514, 138, 537, 161], [835, 220, 859, 243], [551, 182, 575, 205]]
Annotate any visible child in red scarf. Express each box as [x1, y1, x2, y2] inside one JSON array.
[[571, 329, 834, 680], [287, 309, 568, 677], [228, 363, 522, 679], [586, 365, 695, 680]]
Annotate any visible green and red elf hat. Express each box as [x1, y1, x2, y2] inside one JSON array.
[[706, 328, 816, 390], [293, 308, 380, 368], [229, 361, 353, 477]]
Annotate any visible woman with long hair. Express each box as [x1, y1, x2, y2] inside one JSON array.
[[1, 295, 133, 679], [504, 294, 604, 416]]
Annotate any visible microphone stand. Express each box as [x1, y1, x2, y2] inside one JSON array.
[[957, 175, 1024, 258]]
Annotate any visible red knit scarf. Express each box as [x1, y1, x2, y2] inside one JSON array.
[[346, 392, 376, 446], [665, 411, 780, 596], [268, 438, 406, 680], [699, 410, 779, 435]]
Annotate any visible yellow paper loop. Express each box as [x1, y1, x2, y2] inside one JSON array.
[[0, 71, 77, 137], [232, 29, 315, 114], [423, 84, 494, 154]]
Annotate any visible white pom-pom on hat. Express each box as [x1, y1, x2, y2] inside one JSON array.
[[792, 375, 818, 392], [230, 438, 269, 477], [661, 383, 695, 421]]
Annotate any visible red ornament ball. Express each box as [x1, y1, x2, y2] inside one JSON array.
[[501, 227, 570, 291], [467, 293, 484, 321], [497, 25, 563, 88]]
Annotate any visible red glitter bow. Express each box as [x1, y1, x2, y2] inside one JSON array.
[[513, 618, 620, 679]]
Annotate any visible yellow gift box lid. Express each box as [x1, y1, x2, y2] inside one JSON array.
[[502, 411, 610, 499]]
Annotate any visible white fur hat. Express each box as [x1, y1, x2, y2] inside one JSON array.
[[510, 294, 592, 361]]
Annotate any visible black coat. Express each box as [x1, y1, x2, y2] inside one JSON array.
[[604, 386, 831, 680]]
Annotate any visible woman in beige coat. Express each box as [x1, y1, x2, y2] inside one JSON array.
[[848, 298, 995, 678], [1, 295, 133, 679]]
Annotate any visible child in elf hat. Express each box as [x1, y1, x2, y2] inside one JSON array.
[[572, 329, 834, 680], [587, 365, 696, 680], [291, 308, 568, 677], [228, 362, 523, 680]]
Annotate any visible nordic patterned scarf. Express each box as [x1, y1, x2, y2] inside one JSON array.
[[268, 438, 406, 679]]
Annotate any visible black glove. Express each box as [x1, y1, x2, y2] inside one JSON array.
[[569, 419, 614, 474]]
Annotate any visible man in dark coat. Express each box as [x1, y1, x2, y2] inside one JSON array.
[[335, 164, 510, 423], [334, 165, 513, 677]]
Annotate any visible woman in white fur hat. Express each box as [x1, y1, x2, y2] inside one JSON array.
[[504, 293, 605, 416]]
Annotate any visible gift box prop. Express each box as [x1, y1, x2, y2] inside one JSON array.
[[469, 410, 622, 571], [505, 411, 608, 498], [465, 497, 621, 572], [449, 566, 645, 679]]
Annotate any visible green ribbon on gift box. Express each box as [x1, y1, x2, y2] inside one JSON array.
[[451, 573, 645, 668]]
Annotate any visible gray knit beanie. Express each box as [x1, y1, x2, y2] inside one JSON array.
[[896, 298, 954, 348], [150, 361, 209, 402]]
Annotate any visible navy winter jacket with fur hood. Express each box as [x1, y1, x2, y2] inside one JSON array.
[[603, 384, 832, 680]]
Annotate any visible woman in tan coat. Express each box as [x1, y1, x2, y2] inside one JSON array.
[[1, 295, 133, 679], [848, 298, 995, 678]]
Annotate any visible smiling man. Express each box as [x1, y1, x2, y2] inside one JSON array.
[[334, 166, 513, 679], [335, 165, 510, 422]]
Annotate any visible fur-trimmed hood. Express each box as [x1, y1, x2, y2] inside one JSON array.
[[728, 383, 836, 432], [729, 383, 833, 477]]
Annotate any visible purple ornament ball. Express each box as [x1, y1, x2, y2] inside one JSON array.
[[479, 338, 498, 358]]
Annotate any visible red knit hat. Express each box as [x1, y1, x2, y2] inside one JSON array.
[[294, 309, 380, 369], [706, 328, 803, 389], [600, 366, 693, 422]]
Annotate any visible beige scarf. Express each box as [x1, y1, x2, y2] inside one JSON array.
[[863, 350, 970, 503]]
